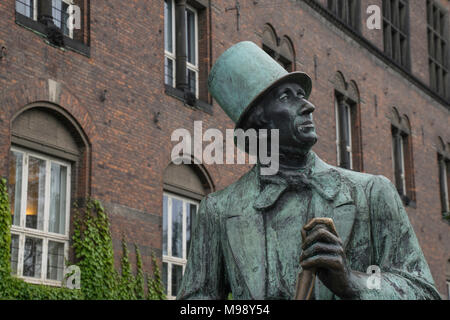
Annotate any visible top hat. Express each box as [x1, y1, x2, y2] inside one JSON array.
[[208, 41, 312, 131]]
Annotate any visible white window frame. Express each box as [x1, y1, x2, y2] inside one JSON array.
[[164, 1, 199, 98], [335, 97, 353, 170], [10, 147, 71, 287], [186, 4, 199, 98], [15, 0, 75, 38], [162, 192, 199, 299], [164, 0, 176, 88], [391, 130, 407, 197]]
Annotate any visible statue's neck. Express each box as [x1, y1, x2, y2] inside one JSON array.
[[278, 148, 312, 171]]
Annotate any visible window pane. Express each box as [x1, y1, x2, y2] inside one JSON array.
[[163, 195, 168, 256], [47, 241, 65, 281], [171, 264, 183, 297], [164, 0, 173, 53], [186, 8, 196, 65], [9, 151, 23, 227], [52, 0, 62, 28], [49, 163, 68, 235], [187, 68, 197, 95], [23, 237, 43, 278], [16, 0, 33, 18], [186, 203, 197, 257], [162, 262, 168, 295], [171, 198, 183, 258], [62, 2, 70, 36], [26, 156, 45, 230], [10, 234, 20, 275], [165, 57, 174, 87]]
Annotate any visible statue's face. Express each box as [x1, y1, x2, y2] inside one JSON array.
[[259, 81, 317, 153]]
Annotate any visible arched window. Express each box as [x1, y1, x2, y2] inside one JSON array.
[[161, 161, 213, 299], [389, 107, 416, 205], [262, 24, 295, 72], [333, 72, 363, 172], [8, 105, 89, 286]]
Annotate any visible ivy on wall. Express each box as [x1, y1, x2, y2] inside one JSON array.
[[0, 178, 166, 300]]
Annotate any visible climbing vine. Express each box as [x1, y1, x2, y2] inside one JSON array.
[[0, 178, 165, 300]]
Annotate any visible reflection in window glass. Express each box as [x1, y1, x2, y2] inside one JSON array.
[[15, 0, 33, 18], [187, 69, 197, 96], [172, 198, 183, 258], [164, 0, 173, 53], [10, 234, 20, 275], [49, 164, 67, 234], [26, 156, 46, 230], [9, 151, 23, 227], [186, 203, 197, 256], [23, 237, 43, 278], [47, 241, 65, 281], [171, 264, 183, 298], [186, 8, 196, 65], [162, 262, 168, 295], [163, 195, 168, 256]]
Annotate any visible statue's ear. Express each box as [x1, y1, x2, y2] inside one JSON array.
[[246, 104, 269, 130]]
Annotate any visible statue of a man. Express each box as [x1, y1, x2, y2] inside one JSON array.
[[177, 41, 441, 300]]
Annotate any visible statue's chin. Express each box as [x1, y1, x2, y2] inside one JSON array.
[[280, 136, 317, 157]]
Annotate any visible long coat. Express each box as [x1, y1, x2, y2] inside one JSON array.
[[177, 152, 441, 300]]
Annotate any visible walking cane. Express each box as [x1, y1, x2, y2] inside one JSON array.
[[294, 218, 338, 300]]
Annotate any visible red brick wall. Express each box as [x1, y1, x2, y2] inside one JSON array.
[[0, 0, 449, 296]]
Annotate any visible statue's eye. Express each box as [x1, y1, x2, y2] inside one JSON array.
[[297, 90, 305, 98], [279, 93, 289, 102]]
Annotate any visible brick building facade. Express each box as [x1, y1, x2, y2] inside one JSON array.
[[0, 0, 449, 298]]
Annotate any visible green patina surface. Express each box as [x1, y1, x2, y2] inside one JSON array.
[[177, 152, 442, 300], [177, 41, 441, 300]]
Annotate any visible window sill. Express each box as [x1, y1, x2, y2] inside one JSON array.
[[164, 84, 213, 115], [11, 275, 64, 288], [15, 12, 90, 57]]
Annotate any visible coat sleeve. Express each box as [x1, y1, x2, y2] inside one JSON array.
[[359, 175, 442, 300], [176, 195, 229, 300]]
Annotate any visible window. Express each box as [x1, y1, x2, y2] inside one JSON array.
[[15, 0, 74, 38], [8, 148, 71, 285], [162, 193, 198, 299], [15, 0, 37, 19], [390, 109, 415, 204], [438, 154, 449, 214], [52, 0, 72, 38], [262, 24, 295, 72], [164, 0, 199, 98], [437, 139, 450, 216], [161, 161, 213, 299], [327, 0, 360, 30], [427, 0, 449, 98], [333, 73, 363, 172], [382, 0, 410, 68]]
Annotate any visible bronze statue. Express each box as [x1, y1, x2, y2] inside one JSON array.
[[177, 41, 441, 300]]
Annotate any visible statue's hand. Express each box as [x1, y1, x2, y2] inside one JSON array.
[[299, 218, 360, 299]]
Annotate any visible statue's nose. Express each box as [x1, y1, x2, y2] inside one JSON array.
[[298, 99, 316, 116]]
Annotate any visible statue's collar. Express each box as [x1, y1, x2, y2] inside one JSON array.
[[254, 152, 341, 211]]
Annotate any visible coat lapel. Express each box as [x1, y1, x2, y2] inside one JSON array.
[[224, 167, 266, 299], [312, 155, 357, 300]]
